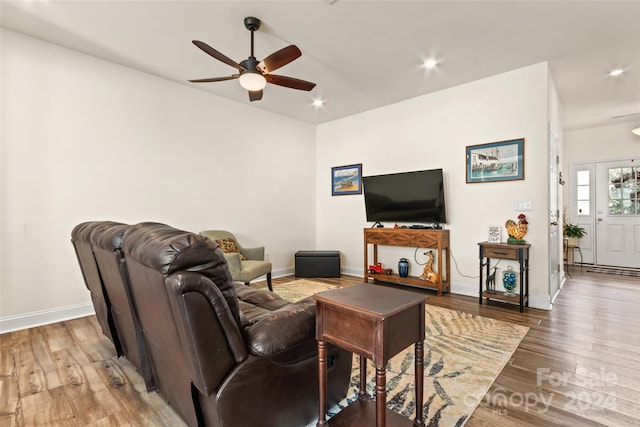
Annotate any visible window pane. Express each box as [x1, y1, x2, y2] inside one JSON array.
[[577, 170, 589, 185], [609, 200, 621, 215], [577, 201, 590, 216], [609, 184, 621, 199], [609, 168, 621, 185], [577, 186, 589, 200], [622, 200, 634, 215]]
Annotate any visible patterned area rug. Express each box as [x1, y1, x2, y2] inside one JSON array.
[[586, 266, 640, 278], [274, 279, 529, 427]]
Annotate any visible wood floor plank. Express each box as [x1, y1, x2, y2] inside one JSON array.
[[53, 348, 120, 424], [0, 376, 19, 419], [93, 356, 185, 426], [67, 317, 116, 364], [42, 322, 76, 354], [85, 411, 133, 427], [20, 387, 75, 426], [14, 328, 62, 394]]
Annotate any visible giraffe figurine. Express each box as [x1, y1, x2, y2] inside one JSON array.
[[419, 250, 440, 284]]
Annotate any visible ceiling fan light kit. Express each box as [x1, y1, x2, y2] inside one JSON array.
[[239, 72, 267, 91], [189, 16, 315, 101]]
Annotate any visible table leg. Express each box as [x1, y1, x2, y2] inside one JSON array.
[[317, 341, 328, 427], [518, 255, 525, 313], [478, 254, 484, 305], [414, 341, 424, 426], [375, 365, 386, 427], [525, 258, 530, 307], [359, 355, 367, 400]]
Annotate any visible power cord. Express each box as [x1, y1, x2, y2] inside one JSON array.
[[412, 246, 488, 279], [449, 247, 500, 279]]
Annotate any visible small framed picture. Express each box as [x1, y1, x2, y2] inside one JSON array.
[[488, 225, 501, 243], [466, 138, 524, 183], [331, 164, 362, 196]]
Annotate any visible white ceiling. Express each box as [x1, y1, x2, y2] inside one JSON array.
[[2, 0, 639, 130]]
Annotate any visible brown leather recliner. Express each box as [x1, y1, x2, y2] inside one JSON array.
[[121, 222, 352, 427], [89, 222, 155, 391], [71, 221, 123, 356]]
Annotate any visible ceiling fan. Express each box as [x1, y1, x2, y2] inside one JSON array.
[[189, 17, 316, 102]]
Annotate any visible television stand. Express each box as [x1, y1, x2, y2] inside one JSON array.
[[364, 228, 450, 296]]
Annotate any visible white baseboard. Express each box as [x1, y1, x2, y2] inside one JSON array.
[[0, 302, 95, 334], [341, 267, 363, 277]]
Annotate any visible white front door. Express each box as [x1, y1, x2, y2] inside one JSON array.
[[595, 159, 640, 268]]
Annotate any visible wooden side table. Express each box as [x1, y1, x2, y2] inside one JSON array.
[[315, 283, 427, 427], [478, 242, 530, 312]]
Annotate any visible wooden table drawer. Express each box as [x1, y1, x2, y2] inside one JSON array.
[[411, 234, 438, 247], [366, 231, 412, 246], [483, 246, 518, 260]]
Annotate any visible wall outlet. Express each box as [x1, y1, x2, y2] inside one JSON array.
[[515, 200, 533, 211]]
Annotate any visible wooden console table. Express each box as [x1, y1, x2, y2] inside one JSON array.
[[364, 228, 450, 296], [315, 283, 427, 427], [478, 242, 530, 312]]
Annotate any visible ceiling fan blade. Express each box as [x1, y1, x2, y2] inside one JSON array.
[[192, 40, 247, 72], [259, 45, 302, 73], [266, 74, 316, 91], [248, 90, 263, 102], [189, 75, 239, 83]]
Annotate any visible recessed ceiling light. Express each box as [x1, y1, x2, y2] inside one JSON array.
[[423, 58, 438, 70], [609, 69, 624, 77], [312, 99, 325, 108]]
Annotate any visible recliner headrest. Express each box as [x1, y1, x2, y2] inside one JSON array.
[[122, 222, 241, 325], [90, 223, 129, 251]]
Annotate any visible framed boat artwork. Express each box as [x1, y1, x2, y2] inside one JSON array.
[[466, 138, 524, 183], [331, 163, 362, 195]]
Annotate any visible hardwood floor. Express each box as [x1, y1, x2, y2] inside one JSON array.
[[1, 268, 638, 426]]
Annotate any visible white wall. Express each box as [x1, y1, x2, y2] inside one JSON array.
[[563, 122, 640, 211], [563, 122, 640, 169], [316, 63, 552, 309], [0, 29, 317, 331]]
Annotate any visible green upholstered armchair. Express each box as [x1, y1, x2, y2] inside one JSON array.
[[199, 230, 273, 291]]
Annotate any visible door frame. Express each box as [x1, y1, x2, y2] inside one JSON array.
[[549, 126, 561, 304]]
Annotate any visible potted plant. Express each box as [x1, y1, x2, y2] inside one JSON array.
[[564, 223, 586, 246]]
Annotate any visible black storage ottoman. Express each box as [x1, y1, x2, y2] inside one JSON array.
[[295, 251, 341, 278]]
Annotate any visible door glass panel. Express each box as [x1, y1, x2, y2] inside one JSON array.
[[577, 170, 589, 185], [576, 169, 590, 216], [608, 167, 639, 216], [623, 200, 634, 215], [577, 186, 589, 199], [577, 200, 590, 214]]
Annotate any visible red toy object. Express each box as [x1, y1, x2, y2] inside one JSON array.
[[368, 263, 384, 274]]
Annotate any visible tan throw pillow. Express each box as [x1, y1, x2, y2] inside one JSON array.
[[216, 238, 247, 260]]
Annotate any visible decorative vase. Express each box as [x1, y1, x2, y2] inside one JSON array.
[[398, 258, 409, 277], [502, 266, 517, 296]]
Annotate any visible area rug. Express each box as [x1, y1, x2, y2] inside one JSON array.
[[586, 266, 640, 278], [274, 279, 529, 427]]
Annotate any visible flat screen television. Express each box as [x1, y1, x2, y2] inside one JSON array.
[[362, 168, 447, 225]]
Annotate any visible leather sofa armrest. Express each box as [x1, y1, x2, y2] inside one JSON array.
[[240, 245, 265, 261], [166, 272, 247, 396], [243, 300, 316, 360]]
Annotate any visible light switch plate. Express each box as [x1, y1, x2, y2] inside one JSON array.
[[515, 200, 533, 211]]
